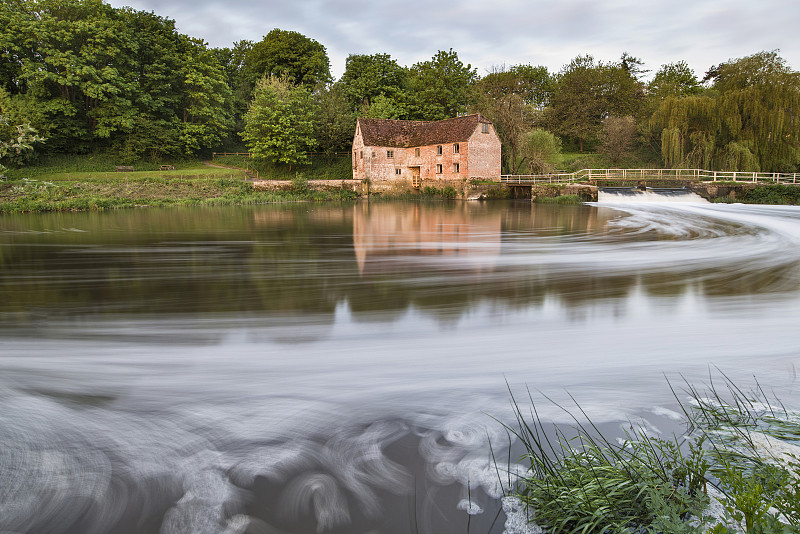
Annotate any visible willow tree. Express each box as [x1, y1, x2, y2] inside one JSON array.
[[711, 51, 800, 172], [652, 51, 800, 172], [650, 95, 718, 168]]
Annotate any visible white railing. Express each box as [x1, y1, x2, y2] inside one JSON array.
[[501, 169, 800, 184]]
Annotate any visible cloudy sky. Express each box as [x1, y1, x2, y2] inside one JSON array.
[[106, 0, 798, 81]]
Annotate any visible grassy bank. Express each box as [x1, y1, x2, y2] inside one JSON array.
[[503, 378, 800, 533], [0, 176, 357, 213], [713, 185, 800, 205], [213, 154, 352, 180]]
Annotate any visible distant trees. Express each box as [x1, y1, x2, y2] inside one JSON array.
[[471, 64, 553, 172], [651, 51, 800, 172], [546, 55, 644, 153], [0, 0, 233, 160]]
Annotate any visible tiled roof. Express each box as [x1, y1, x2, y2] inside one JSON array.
[[357, 114, 491, 148]]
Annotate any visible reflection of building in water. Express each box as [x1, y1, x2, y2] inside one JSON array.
[[353, 203, 502, 275]]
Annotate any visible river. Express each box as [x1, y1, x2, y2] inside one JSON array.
[[1, 198, 799, 534]]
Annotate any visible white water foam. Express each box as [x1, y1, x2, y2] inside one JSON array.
[[598, 189, 708, 203]]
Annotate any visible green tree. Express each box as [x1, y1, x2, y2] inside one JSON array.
[[313, 82, 355, 157], [517, 128, 562, 174], [407, 49, 477, 121], [600, 115, 637, 165], [472, 64, 553, 172], [547, 55, 644, 152], [245, 29, 331, 89], [178, 38, 234, 155], [650, 95, 718, 168], [648, 61, 702, 100], [651, 51, 800, 172], [711, 51, 800, 172], [0, 0, 233, 158], [242, 76, 316, 168], [0, 87, 43, 177], [339, 53, 408, 111]]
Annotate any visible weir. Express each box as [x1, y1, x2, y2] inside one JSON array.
[[598, 187, 708, 203]]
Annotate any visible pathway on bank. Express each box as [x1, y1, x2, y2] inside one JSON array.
[[202, 160, 256, 181]]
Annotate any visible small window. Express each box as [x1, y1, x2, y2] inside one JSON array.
[[387, 150, 394, 159], [482, 123, 489, 133], [436, 164, 443, 174], [395, 168, 402, 175], [436, 145, 443, 155], [360, 151, 363, 159], [453, 143, 460, 153], [372, 151, 375, 158], [415, 148, 420, 157], [453, 163, 460, 173]]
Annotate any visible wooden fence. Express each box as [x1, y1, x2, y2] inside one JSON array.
[[501, 168, 800, 185]]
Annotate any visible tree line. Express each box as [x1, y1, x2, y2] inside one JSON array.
[[1, 0, 798, 175]]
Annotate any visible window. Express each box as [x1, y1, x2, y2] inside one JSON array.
[[387, 150, 394, 159], [453, 163, 460, 173], [436, 145, 443, 155], [372, 151, 375, 158], [395, 168, 402, 175], [482, 123, 489, 134], [360, 151, 363, 159], [436, 164, 443, 174], [453, 143, 460, 153], [415, 148, 420, 157]]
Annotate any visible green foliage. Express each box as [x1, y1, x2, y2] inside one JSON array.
[[518, 128, 562, 174], [313, 83, 355, 156], [534, 194, 581, 204], [546, 55, 644, 152], [649, 61, 702, 100], [407, 49, 477, 121], [504, 388, 711, 534], [242, 76, 316, 167], [735, 185, 800, 205], [244, 29, 331, 89], [339, 53, 408, 111], [650, 51, 800, 172], [504, 376, 800, 534], [0, 0, 233, 157], [600, 115, 638, 165], [420, 185, 458, 199]]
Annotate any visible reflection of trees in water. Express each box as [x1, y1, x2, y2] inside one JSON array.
[[0, 203, 796, 329]]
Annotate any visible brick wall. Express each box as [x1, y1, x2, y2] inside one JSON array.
[[467, 123, 502, 179]]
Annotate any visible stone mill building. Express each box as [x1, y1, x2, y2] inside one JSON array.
[[352, 114, 501, 187]]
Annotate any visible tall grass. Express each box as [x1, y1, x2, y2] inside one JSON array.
[[501, 376, 800, 533]]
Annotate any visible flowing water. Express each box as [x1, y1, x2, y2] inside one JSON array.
[[1, 198, 799, 534]]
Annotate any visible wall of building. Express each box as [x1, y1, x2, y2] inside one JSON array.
[[466, 123, 502, 179]]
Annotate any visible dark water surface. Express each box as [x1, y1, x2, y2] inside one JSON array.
[[1, 200, 799, 534]]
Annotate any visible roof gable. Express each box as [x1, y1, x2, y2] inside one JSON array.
[[357, 114, 492, 148]]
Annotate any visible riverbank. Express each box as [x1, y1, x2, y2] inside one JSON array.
[[3, 173, 800, 214], [0, 176, 358, 213]]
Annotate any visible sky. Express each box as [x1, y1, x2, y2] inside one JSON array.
[[106, 0, 798, 81]]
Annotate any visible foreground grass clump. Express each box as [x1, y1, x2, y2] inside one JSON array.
[[503, 378, 800, 533]]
